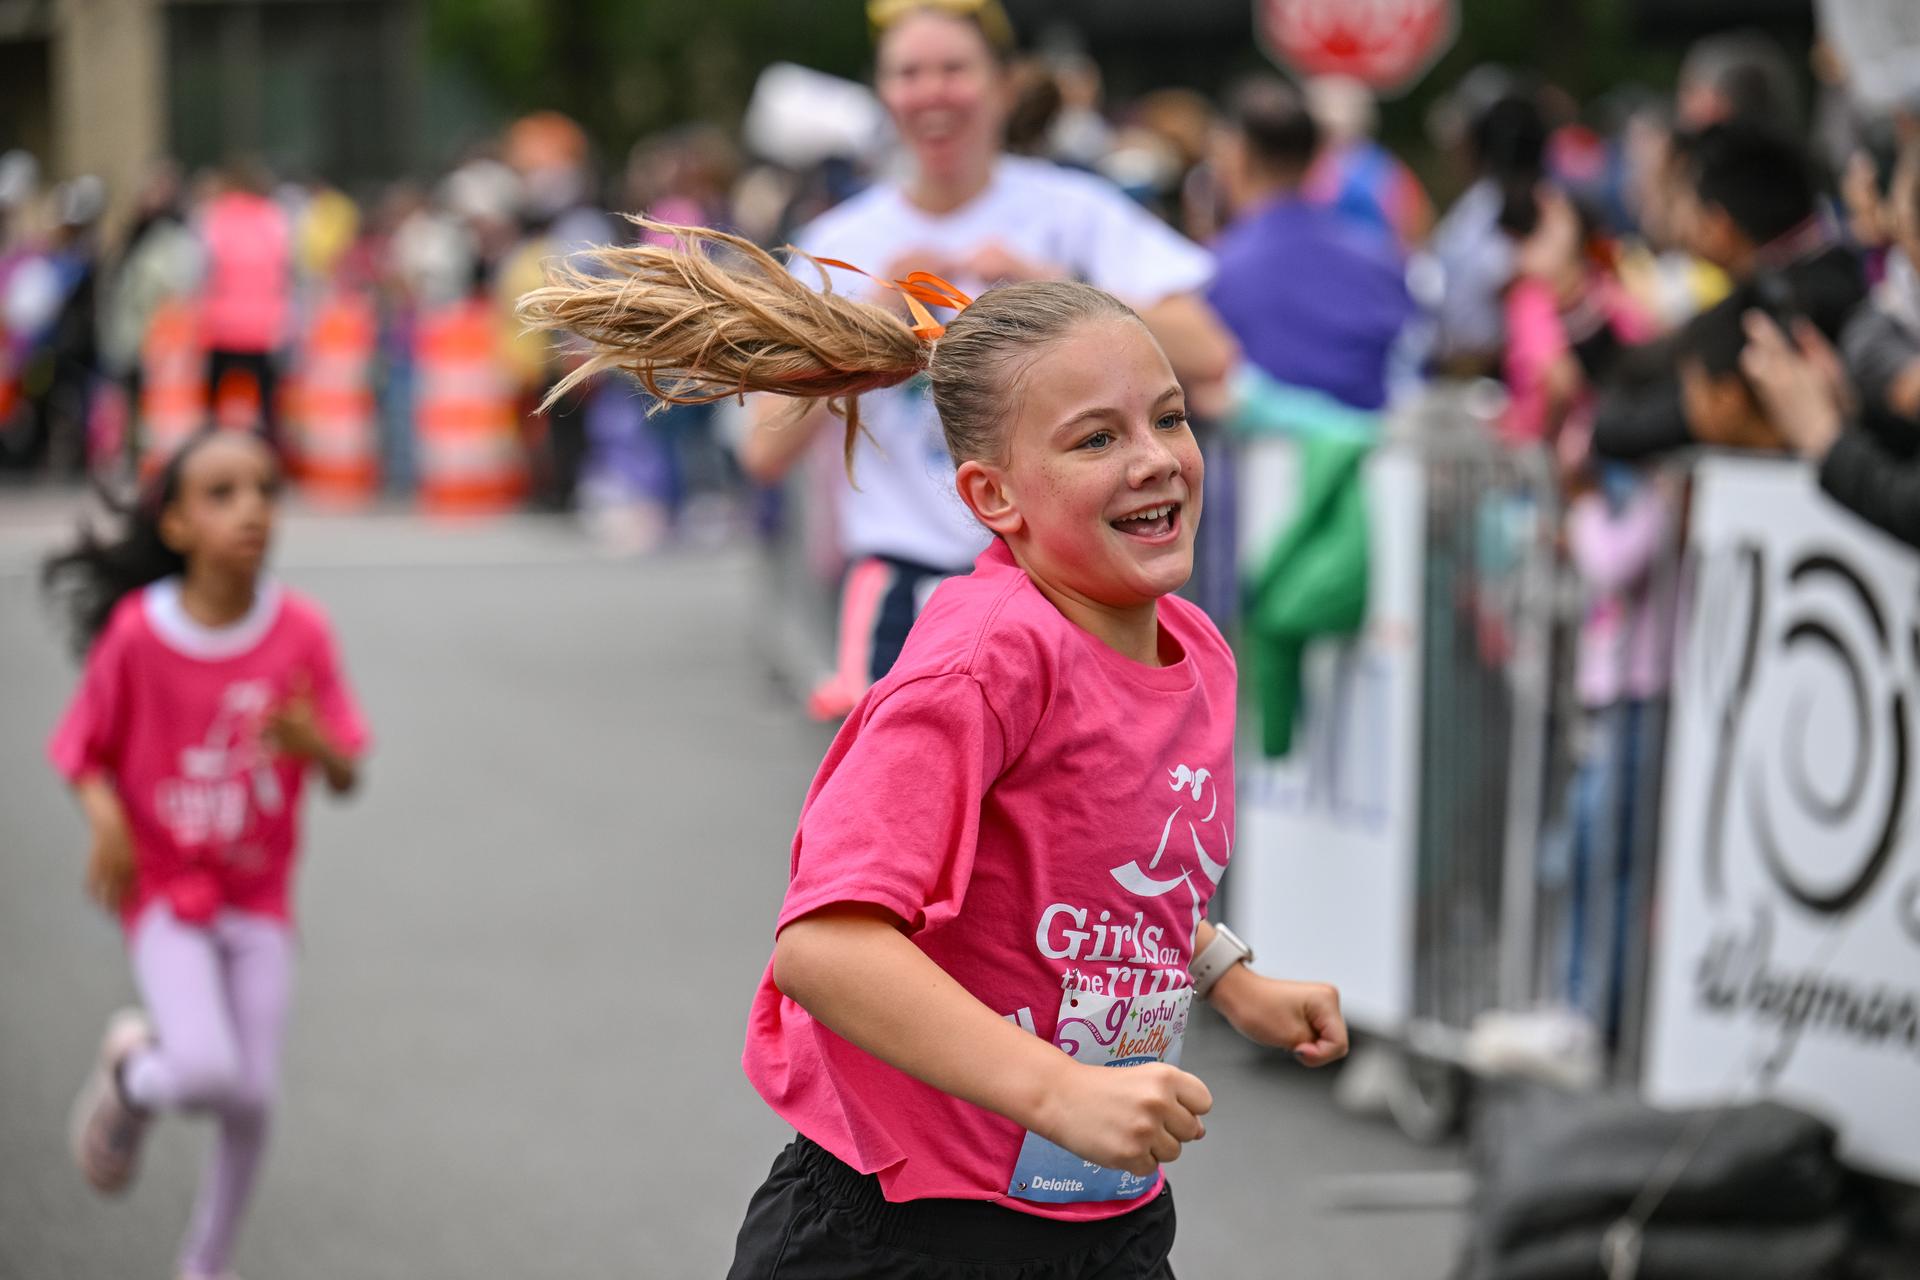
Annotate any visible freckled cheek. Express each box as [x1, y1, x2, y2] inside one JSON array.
[[1031, 467, 1116, 563], [1178, 446, 1206, 518]]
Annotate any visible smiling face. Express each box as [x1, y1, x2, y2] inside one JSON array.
[[874, 11, 1009, 188], [159, 432, 280, 579], [955, 316, 1202, 610]]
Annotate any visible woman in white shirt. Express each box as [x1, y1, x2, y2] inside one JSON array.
[[741, 0, 1235, 709]]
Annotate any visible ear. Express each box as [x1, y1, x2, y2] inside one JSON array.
[[157, 503, 191, 555], [955, 458, 1023, 537]]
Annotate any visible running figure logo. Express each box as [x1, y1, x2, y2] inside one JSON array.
[[155, 679, 284, 861], [1108, 764, 1230, 952]]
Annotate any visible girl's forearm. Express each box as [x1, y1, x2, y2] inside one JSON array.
[[738, 397, 834, 485], [1138, 292, 1239, 392], [73, 774, 125, 829], [772, 906, 1075, 1135]]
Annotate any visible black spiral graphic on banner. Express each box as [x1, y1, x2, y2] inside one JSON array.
[[1740, 554, 1910, 915], [1906, 602, 1920, 944], [1701, 543, 1765, 902]]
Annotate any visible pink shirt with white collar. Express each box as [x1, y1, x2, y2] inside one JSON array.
[[49, 579, 369, 932]]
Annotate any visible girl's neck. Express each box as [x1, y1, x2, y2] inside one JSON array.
[[1021, 568, 1164, 667], [905, 154, 995, 217], [178, 565, 258, 629]]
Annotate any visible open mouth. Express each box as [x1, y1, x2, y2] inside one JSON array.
[[1110, 502, 1181, 541], [909, 111, 963, 143]]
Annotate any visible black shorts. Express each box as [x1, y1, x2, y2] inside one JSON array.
[[726, 1136, 1178, 1280]]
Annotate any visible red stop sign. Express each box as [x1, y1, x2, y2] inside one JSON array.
[[1257, 0, 1459, 98]]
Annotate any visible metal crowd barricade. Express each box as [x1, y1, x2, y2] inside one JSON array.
[[1230, 382, 1678, 1141], [1406, 398, 1564, 1056]]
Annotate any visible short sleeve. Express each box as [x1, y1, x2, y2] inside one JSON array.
[[1073, 179, 1213, 304], [779, 674, 1005, 935], [48, 625, 131, 783], [308, 617, 371, 757]]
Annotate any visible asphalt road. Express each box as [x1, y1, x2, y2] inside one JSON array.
[[0, 501, 1464, 1279]]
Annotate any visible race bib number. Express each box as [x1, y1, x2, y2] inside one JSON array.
[[1006, 985, 1192, 1204]]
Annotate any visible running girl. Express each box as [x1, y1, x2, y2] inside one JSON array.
[[46, 429, 368, 1280], [522, 223, 1345, 1278]]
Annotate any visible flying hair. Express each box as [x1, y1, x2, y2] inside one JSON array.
[[517, 219, 1139, 476], [517, 219, 931, 474]]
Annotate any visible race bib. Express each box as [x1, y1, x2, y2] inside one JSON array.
[[1006, 984, 1192, 1204]]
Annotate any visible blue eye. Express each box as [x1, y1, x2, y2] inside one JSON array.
[[1157, 411, 1189, 431], [1081, 431, 1114, 450]]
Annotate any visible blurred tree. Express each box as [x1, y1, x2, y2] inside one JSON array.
[[427, 0, 870, 172], [427, 0, 1807, 204]]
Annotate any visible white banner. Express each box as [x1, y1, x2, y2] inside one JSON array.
[[1236, 443, 1423, 1031], [1644, 455, 1920, 1182]]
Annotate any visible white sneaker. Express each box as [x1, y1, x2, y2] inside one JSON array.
[[68, 1008, 153, 1195], [1464, 1006, 1604, 1091]]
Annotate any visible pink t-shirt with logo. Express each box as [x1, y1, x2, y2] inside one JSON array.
[[742, 539, 1237, 1222], [49, 580, 369, 933]]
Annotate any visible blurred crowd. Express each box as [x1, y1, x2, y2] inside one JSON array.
[[0, 113, 772, 542], [1, 26, 1914, 551]]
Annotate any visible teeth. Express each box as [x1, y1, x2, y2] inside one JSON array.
[[1120, 504, 1174, 522]]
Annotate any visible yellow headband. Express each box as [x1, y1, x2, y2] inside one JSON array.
[[866, 0, 1015, 52]]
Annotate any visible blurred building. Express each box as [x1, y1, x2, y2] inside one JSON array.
[[1, 0, 422, 230]]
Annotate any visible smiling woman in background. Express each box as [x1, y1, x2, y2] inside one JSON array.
[[738, 0, 1236, 716]]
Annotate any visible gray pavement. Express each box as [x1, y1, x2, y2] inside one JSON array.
[[0, 502, 1464, 1279]]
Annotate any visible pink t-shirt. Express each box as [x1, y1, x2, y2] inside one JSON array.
[[48, 580, 369, 933], [742, 539, 1237, 1221], [1501, 275, 1657, 445], [201, 192, 293, 353]]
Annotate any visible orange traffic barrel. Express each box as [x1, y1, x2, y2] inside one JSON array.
[[292, 291, 379, 504], [414, 298, 527, 515], [139, 300, 207, 473], [211, 366, 265, 433]]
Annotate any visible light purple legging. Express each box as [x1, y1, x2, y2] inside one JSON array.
[[123, 904, 295, 1278]]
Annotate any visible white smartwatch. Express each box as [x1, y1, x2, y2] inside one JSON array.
[[1189, 924, 1253, 1000]]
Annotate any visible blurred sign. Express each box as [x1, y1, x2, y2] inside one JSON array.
[[1817, 0, 1920, 113], [1645, 456, 1920, 1183], [1256, 0, 1459, 97], [1236, 442, 1423, 1032], [742, 63, 889, 168]]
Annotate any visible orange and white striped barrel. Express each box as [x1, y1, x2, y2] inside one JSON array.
[[414, 299, 527, 515], [292, 291, 379, 504], [212, 366, 265, 433], [139, 300, 207, 473]]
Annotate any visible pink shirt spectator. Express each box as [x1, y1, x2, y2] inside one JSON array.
[[1567, 483, 1678, 707], [49, 580, 369, 932], [200, 191, 293, 353], [1502, 276, 1656, 446], [743, 539, 1237, 1221]]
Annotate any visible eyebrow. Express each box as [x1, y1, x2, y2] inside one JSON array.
[[1050, 384, 1186, 439]]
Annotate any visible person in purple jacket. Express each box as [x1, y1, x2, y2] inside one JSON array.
[[1207, 78, 1415, 413]]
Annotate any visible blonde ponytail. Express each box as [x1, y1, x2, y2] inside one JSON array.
[[516, 219, 930, 473]]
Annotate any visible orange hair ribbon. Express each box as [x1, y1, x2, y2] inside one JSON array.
[[815, 257, 974, 342]]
